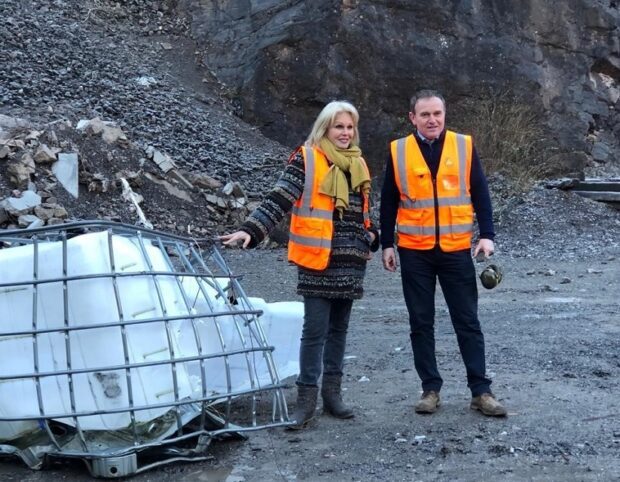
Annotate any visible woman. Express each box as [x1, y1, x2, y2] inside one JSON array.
[[220, 101, 379, 429]]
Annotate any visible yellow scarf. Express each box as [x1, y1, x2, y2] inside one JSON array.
[[318, 138, 371, 218]]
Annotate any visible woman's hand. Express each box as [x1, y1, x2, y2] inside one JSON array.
[[219, 231, 251, 248]]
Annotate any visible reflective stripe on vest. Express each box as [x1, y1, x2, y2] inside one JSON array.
[[288, 145, 371, 270], [391, 131, 473, 252]]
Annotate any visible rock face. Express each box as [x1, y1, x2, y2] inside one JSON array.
[[180, 0, 620, 176]]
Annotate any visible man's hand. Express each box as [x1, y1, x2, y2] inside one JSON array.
[[219, 231, 251, 248], [382, 247, 398, 272], [473, 238, 494, 260]]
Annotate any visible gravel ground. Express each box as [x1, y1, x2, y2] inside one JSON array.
[[2, 246, 618, 481]]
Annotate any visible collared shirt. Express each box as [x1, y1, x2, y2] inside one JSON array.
[[416, 131, 437, 144]]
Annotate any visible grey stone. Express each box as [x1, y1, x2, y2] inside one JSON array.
[[53, 205, 68, 218], [591, 142, 611, 162], [18, 214, 42, 228], [7, 153, 35, 188], [34, 143, 57, 163], [151, 149, 176, 173], [0, 206, 8, 225], [204, 194, 228, 209], [77, 118, 128, 145], [144, 172, 193, 202], [2, 190, 42, 216], [77, 117, 105, 134], [101, 125, 128, 145], [187, 172, 222, 190], [0, 113, 30, 130], [34, 204, 56, 221], [52, 153, 79, 198]]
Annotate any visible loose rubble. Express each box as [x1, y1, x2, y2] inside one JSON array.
[[0, 116, 268, 235], [0, 0, 289, 234]]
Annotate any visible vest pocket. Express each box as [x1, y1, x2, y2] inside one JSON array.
[[441, 175, 459, 191], [448, 205, 473, 233]]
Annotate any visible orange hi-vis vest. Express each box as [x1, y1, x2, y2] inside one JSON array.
[[288, 145, 371, 270], [390, 130, 474, 252]]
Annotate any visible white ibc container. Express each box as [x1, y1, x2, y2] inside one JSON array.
[[245, 298, 302, 386], [0, 232, 193, 441], [172, 276, 303, 398]]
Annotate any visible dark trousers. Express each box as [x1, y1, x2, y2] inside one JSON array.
[[297, 297, 353, 386], [398, 247, 491, 396]]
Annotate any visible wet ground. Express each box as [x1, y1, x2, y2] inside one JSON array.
[[2, 248, 618, 481]]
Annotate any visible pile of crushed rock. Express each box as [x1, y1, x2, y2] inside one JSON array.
[[495, 183, 620, 261], [0, 114, 264, 236], [0, 0, 289, 197]]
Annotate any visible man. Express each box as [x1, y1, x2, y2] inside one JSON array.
[[380, 89, 506, 417]]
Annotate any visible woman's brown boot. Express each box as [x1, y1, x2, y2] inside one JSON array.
[[287, 385, 318, 430], [321, 374, 354, 419]]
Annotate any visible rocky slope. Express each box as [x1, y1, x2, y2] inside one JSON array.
[[0, 0, 289, 236]]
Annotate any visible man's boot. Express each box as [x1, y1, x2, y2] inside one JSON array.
[[287, 385, 318, 430], [414, 390, 441, 414], [321, 374, 354, 419], [470, 392, 507, 417]]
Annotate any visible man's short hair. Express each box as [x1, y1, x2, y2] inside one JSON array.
[[409, 90, 446, 113]]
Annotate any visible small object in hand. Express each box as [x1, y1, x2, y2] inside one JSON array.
[[480, 264, 503, 289]]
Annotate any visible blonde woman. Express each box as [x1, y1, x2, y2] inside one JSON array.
[[220, 101, 379, 429]]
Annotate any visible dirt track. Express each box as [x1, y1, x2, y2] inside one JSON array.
[[4, 248, 617, 481]]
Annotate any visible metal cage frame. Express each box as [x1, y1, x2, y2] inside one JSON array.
[[0, 221, 291, 477]]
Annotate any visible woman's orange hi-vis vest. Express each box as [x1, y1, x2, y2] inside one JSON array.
[[288, 145, 371, 270], [390, 130, 473, 252]]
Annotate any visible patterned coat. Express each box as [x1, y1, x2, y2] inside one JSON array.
[[241, 151, 379, 299]]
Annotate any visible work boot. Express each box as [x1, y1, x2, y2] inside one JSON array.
[[321, 374, 354, 419], [470, 392, 507, 417], [287, 385, 318, 430], [414, 390, 441, 414]]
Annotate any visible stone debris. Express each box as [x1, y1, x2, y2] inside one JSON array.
[[147, 147, 174, 173], [144, 172, 193, 203], [53, 153, 79, 198], [135, 76, 158, 87], [18, 214, 43, 228], [0, 0, 617, 260], [2, 190, 41, 217], [77, 118, 129, 146], [120, 177, 152, 229], [7, 153, 35, 189], [33, 144, 57, 164], [185, 171, 222, 190], [0, 114, 258, 235]]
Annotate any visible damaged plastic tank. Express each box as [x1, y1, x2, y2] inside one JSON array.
[[0, 221, 302, 477]]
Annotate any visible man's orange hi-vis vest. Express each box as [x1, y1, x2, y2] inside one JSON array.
[[390, 130, 473, 252], [288, 145, 371, 270]]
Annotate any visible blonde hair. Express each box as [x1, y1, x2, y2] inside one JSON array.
[[306, 100, 360, 147]]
